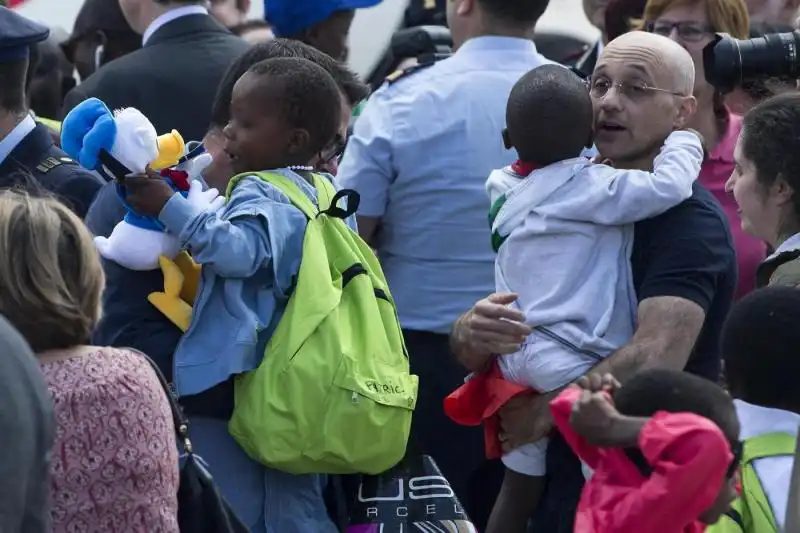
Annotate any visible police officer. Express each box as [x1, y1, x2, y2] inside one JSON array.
[[0, 7, 103, 219], [336, 0, 553, 528]]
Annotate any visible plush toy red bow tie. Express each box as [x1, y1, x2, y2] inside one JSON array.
[[160, 168, 190, 192]]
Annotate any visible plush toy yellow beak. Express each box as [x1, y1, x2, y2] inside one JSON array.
[[151, 130, 185, 169]]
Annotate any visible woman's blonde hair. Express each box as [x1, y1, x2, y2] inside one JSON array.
[[0, 190, 104, 353], [641, 0, 750, 39]]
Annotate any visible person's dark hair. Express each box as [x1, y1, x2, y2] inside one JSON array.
[[246, 57, 342, 156], [737, 22, 797, 104], [476, 0, 549, 24], [505, 64, 592, 165], [722, 287, 800, 413], [230, 19, 271, 36], [604, 0, 647, 40], [0, 58, 29, 113], [613, 369, 739, 444], [209, 38, 368, 130], [741, 92, 800, 220]]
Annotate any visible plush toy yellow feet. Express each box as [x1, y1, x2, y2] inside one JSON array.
[[174, 250, 201, 304], [148, 252, 200, 332]]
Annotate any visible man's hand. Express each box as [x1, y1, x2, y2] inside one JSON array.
[[498, 391, 557, 452], [451, 293, 532, 372], [124, 167, 176, 217]]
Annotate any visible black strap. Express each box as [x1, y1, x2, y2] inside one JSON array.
[[132, 350, 193, 454], [320, 189, 360, 220], [723, 507, 745, 530], [97, 149, 133, 183]]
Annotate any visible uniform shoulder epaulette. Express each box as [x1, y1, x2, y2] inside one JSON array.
[[385, 61, 436, 86], [36, 156, 77, 174]]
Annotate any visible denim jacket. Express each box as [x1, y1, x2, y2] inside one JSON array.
[[158, 168, 353, 397]]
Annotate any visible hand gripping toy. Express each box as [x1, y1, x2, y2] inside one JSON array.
[[61, 98, 223, 271]]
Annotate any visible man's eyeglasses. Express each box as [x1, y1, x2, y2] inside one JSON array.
[[588, 78, 684, 102], [320, 137, 347, 165], [645, 20, 713, 43]]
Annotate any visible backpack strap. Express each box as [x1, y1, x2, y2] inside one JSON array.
[[743, 432, 797, 464], [739, 432, 797, 532]]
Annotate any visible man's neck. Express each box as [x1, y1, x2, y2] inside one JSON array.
[[138, 1, 196, 34], [0, 110, 28, 143], [474, 25, 534, 40]]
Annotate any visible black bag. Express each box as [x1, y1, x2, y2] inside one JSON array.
[[344, 454, 477, 532], [142, 355, 250, 533]]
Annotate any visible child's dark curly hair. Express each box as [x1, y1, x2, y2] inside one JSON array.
[[613, 369, 739, 445], [722, 286, 800, 413]]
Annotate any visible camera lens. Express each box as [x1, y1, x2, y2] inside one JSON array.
[[704, 31, 800, 92]]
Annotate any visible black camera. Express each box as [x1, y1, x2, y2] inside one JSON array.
[[703, 31, 800, 93]]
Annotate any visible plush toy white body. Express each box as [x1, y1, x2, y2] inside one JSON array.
[[92, 108, 222, 271]]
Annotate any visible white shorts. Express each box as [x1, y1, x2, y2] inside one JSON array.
[[498, 329, 601, 476]]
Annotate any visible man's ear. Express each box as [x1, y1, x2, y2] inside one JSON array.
[[502, 128, 512, 150], [673, 95, 697, 130], [456, 0, 475, 17]]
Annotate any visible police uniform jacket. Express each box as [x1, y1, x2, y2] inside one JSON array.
[[0, 120, 104, 219]]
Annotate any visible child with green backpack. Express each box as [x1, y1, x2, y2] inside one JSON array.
[[709, 286, 800, 533], [124, 56, 416, 533]]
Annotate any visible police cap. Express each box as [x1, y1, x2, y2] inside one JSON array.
[[0, 7, 49, 62]]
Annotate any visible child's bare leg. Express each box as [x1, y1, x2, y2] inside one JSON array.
[[485, 469, 545, 533]]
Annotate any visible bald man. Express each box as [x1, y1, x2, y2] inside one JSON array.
[[449, 31, 737, 532], [592, 31, 697, 170]]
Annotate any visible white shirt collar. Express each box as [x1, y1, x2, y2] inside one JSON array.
[[767, 232, 800, 261], [142, 5, 208, 46], [0, 115, 36, 164]]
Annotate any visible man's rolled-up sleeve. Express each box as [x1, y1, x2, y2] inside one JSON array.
[[336, 93, 395, 218]]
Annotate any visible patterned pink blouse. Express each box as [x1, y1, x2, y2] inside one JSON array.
[[40, 347, 179, 533]]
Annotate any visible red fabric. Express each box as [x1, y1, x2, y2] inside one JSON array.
[[443, 360, 532, 458], [511, 160, 538, 177], [550, 388, 733, 533], [160, 168, 191, 192]]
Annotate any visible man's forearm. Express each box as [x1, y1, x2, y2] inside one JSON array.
[[589, 296, 705, 383], [588, 338, 665, 384]]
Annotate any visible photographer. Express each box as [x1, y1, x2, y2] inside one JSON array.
[[726, 22, 799, 115], [643, 0, 766, 301]]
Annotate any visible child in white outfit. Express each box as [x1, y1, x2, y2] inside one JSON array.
[[484, 64, 704, 533]]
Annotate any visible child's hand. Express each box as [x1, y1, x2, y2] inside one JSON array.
[[680, 127, 709, 160], [570, 388, 623, 447], [125, 166, 176, 217]]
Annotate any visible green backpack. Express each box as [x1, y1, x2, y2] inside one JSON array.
[[708, 431, 796, 533], [227, 171, 418, 475]]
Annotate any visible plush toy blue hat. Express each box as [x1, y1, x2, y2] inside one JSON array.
[[265, 0, 381, 37]]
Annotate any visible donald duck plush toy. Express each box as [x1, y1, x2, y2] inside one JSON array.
[[61, 98, 222, 271]]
